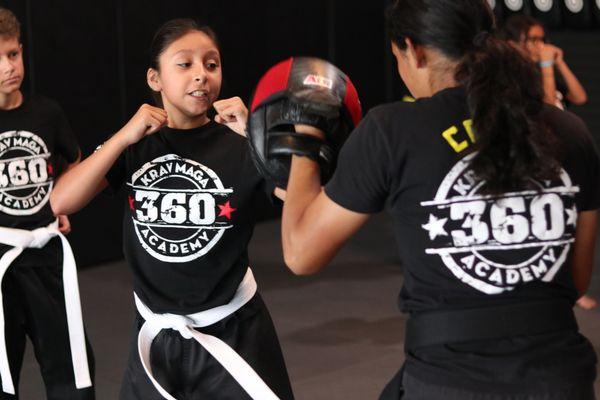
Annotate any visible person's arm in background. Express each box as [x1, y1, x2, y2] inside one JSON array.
[[540, 44, 587, 106], [539, 44, 560, 106]]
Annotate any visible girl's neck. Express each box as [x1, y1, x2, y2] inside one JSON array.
[[166, 109, 210, 130], [0, 90, 23, 110]]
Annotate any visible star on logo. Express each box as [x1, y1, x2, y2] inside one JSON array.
[[422, 214, 448, 240], [218, 201, 236, 220], [47, 163, 54, 175], [128, 195, 135, 211], [565, 205, 577, 226]]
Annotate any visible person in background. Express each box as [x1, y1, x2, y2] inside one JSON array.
[[500, 14, 587, 110]]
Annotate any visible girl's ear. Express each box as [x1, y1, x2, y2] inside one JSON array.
[[147, 68, 161, 92], [405, 37, 427, 69]]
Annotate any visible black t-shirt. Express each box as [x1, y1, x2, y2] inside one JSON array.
[[325, 87, 599, 391], [106, 121, 272, 314], [0, 95, 80, 265]]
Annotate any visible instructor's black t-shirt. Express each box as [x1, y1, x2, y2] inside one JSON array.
[[106, 122, 271, 314], [0, 95, 80, 265], [325, 87, 599, 391]]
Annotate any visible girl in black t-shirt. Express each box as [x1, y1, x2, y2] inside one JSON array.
[[280, 1, 598, 399], [52, 19, 292, 400]]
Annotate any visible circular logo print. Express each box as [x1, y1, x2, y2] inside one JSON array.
[[0, 130, 52, 215], [565, 0, 584, 13], [421, 153, 578, 294], [534, 0, 553, 12], [505, 0, 524, 11], [128, 154, 235, 263]]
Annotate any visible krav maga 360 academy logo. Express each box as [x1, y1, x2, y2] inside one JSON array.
[[0, 130, 53, 215], [421, 153, 578, 294], [128, 154, 235, 263]]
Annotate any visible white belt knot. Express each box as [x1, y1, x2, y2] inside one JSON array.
[[148, 314, 195, 340], [134, 268, 280, 400], [28, 227, 55, 248]]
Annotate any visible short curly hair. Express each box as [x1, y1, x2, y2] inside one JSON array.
[[0, 8, 20, 40]]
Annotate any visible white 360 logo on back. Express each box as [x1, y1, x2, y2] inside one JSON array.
[[421, 153, 578, 294], [0, 130, 52, 215], [129, 154, 235, 262]]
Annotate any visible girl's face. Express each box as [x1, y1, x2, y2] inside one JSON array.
[[150, 31, 222, 127], [521, 25, 546, 62]]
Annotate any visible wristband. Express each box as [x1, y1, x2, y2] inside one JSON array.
[[539, 60, 554, 69]]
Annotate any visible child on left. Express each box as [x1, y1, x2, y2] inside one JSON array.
[[0, 7, 94, 400]]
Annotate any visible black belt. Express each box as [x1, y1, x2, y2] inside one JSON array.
[[405, 300, 578, 352]]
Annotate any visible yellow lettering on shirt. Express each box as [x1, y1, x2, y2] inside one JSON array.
[[442, 119, 475, 153], [463, 119, 475, 143]]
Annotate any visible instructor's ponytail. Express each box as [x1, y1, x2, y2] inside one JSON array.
[[456, 32, 560, 193], [386, 0, 560, 193]]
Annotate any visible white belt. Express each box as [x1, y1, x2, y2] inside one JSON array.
[[0, 219, 91, 394], [135, 268, 280, 400]]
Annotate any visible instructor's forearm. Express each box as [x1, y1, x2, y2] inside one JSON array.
[[281, 155, 325, 273], [51, 132, 129, 215]]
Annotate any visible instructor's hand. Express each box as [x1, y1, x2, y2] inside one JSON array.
[[213, 97, 248, 137], [295, 124, 325, 139], [118, 104, 168, 146], [58, 214, 71, 234]]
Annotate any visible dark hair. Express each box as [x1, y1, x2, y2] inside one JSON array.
[[148, 19, 221, 106], [498, 14, 543, 42], [386, 0, 559, 193], [149, 18, 220, 70], [0, 7, 20, 40]]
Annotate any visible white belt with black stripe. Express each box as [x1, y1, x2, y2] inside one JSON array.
[[134, 267, 280, 400], [0, 219, 92, 394]]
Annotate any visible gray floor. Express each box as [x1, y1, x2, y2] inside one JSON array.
[[19, 214, 600, 399]]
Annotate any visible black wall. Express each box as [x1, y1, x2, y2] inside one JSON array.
[[0, 0, 598, 266]]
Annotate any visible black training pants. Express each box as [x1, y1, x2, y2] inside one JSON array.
[[120, 293, 294, 400], [0, 250, 95, 399]]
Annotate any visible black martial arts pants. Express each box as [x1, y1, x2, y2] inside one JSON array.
[[0, 253, 95, 399], [380, 369, 596, 400], [120, 293, 294, 400]]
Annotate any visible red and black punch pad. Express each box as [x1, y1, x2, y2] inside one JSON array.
[[247, 57, 362, 188]]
